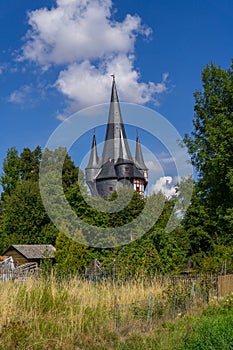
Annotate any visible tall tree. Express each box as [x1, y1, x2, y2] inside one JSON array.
[[0, 146, 83, 252], [20, 146, 42, 181], [55, 232, 88, 275], [0, 181, 57, 252], [184, 62, 233, 250], [0, 147, 21, 197]]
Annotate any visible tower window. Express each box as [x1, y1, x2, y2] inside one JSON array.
[[109, 186, 113, 191]]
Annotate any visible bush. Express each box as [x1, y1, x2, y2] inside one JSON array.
[[180, 308, 233, 350]]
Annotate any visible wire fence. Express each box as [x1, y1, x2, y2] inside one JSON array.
[[112, 275, 219, 333]]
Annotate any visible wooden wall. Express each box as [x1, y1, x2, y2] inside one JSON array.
[[4, 249, 28, 266], [217, 274, 233, 298]]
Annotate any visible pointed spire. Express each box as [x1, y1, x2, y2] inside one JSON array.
[[117, 129, 132, 162], [118, 129, 123, 160], [86, 131, 99, 168], [135, 131, 147, 170], [102, 75, 132, 164], [110, 74, 119, 102]]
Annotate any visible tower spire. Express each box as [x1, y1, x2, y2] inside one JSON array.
[[117, 129, 131, 161], [102, 76, 132, 164], [110, 74, 119, 102], [86, 130, 99, 169], [86, 78, 148, 198], [135, 132, 147, 170]]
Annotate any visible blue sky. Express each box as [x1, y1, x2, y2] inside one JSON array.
[[1, 0, 233, 194]]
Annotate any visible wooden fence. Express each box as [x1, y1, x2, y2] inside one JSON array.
[[0, 262, 39, 281], [217, 274, 233, 298]]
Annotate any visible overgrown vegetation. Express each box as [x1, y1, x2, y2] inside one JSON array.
[[1, 60, 233, 347], [1, 63, 233, 275], [0, 277, 232, 350]]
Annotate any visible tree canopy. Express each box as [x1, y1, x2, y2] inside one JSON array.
[[2, 60, 233, 276], [184, 61, 233, 269]]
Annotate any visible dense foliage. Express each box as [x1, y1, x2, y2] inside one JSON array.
[[1, 61, 233, 275], [0, 145, 187, 275], [184, 61, 233, 271]]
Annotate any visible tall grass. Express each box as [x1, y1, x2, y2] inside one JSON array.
[[0, 277, 232, 350], [0, 277, 165, 349]]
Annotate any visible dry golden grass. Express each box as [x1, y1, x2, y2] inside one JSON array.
[[0, 276, 215, 349], [0, 277, 167, 349]]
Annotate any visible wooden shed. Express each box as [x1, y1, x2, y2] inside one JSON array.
[[1, 245, 55, 267]]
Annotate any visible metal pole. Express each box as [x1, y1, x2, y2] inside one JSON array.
[[216, 274, 219, 299], [147, 292, 153, 323], [114, 295, 117, 333], [172, 290, 177, 318]]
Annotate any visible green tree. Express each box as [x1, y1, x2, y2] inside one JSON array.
[[20, 146, 42, 181], [0, 146, 83, 252], [55, 232, 88, 275], [0, 147, 21, 197], [0, 181, 57, 252], [184, 62, 233, 249]]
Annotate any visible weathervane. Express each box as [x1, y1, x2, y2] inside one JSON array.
[[111, 74, 115, 81]]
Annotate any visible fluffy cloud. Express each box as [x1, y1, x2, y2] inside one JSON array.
[[56, 55, 168, 108], [150, 176, 179, 199], [18, 0, 168, 112], [21, 0, 149, 65]]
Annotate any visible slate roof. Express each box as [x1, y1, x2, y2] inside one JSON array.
[[2, 245, 55, 259], [101, 77, 133, 164], [85, 76, 148, 196], [96, 159, 117, 180], [135, 134, 148, 170], [86, 132, 99, 169], [132, 165, 146, 179]]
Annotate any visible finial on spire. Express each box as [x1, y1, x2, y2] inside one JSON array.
[[111, 74, 115, 82]]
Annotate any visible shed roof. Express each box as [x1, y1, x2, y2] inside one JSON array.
[[1, 245, 55, 259]]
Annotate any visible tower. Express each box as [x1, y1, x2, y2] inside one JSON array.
[[85, 131, 100, 196], [85, 76, 148, 197]]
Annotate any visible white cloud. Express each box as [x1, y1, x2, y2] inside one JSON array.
[[8, 85, 32, 104], [153, 73, 169, 93], [146, 160, 161, 173], [20, 0, 150, 66], [56, 55, 168, 109], [145, 153, 176, 174], [150, 176, 179, 199], [17, 0, 169, 112]]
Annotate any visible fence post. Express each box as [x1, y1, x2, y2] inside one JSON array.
[[216, 274, 219, 299], [114, 295, 117, 333], [147, 292, 153, 323], [191, 282, 195, 300], [172, 290, 177, 318]]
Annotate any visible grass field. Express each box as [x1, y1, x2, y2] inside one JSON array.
[[0, 277, 233, 349]]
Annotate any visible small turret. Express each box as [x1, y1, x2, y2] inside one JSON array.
[[115, 130, 134, 182], [85, 131, 100, 195], [135, 132, 148, 185]]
